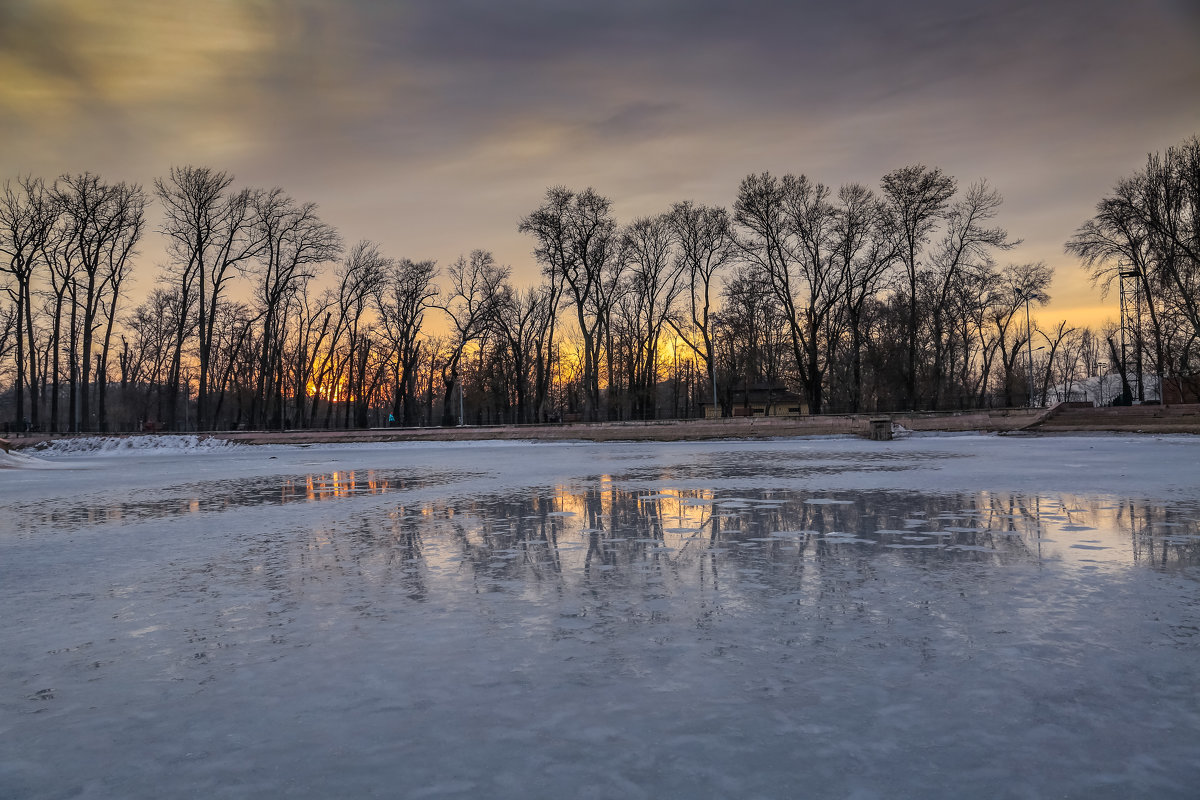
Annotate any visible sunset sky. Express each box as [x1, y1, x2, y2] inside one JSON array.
[[3, 0, 1198, 328]]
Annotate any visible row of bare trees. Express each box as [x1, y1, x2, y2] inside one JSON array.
[[1068, 134, 1200, 401], [0, 174, 146, 432], [514, 172, 1052, 419], [6, 141, 1194, 433]]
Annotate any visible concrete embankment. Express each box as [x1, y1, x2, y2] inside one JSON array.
[[193, 408, 1040, 445], [1024, 403, 1200, 434]]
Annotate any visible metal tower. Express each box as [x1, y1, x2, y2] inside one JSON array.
[[1118, 269, 1144, 402]]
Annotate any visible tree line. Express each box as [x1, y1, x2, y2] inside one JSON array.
[[2, 137, 1196, 433], [1067, 134, 1200, 403]]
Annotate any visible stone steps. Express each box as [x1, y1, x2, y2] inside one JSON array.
[[1031, 403, 1200, 432]]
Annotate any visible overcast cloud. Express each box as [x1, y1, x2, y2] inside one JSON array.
[[2, 0, 1199, 322]]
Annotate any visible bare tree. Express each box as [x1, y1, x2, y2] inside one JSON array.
[[831, 184, 894, 412], [1135, 137, 1200, 334], [305, 242, 390, 429], [881, 164, 957, 410], [1036, 320, 1076, 405], [435, 250, 508, 426], [0, 299, 17, 401], [205, 299, 256, 427], [617, 213, 682, 419], [1066, 202, 1162, 401], [0, 176, 57, 428], [987, 262, 1051, 406], [123, 288, 185, 426], [1044, 326, 1090, 403], [373, 258, 438, 426], [95, 198, 144, 430], [490, 282, 551, 424], [1066, 136, 1200, 396], [52, 173, 147, 431], [519, 187, 618, 421], [39, 213, 82, 432], [529, 278, 564, 424], [331, 240, 390, 427], [947, 267, 997, 406], [155, 167, 264, 430], [665, 201, 735, 412], [716, 264, 789, 415], [926, 181, 1019, 407], [248, 189, 341, 428], [734, 172, 844, 414]]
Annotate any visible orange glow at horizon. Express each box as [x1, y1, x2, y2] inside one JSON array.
[[306, 377, 354, 404]]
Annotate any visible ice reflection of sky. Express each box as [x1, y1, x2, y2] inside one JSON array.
[[397, 485, 1200, 581], [4, 468, 478, 531], [603, 447, 943, 481]]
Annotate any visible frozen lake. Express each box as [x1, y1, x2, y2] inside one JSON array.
[[3, 434, 1199, 798]]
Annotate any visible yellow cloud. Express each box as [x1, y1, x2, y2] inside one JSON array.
[[1, 0, 278, 161], [8, 3, 270, 97]]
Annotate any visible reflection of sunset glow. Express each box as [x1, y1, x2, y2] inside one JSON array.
[[25, 474, 1199, 578], [599, 475, 614, 517], [553, 484, 585, 518], [299, 469, 394, 501], [387, 484, 1200, 579], [117, 477, 1200, 572], [13, 468, 473, 533]]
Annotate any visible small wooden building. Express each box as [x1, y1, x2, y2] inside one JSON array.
[[702, 382, 809, 418]]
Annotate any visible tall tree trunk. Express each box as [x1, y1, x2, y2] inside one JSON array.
[[97, 298, 120, 432], [80, 275, 96, 431], [355, 342, 370, 428], [49, 290, 65, 433], [68, 284, 78, 432], [13, 284, 25, 426]]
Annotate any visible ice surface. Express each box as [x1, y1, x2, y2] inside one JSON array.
[[3, 434, 1200, 798]]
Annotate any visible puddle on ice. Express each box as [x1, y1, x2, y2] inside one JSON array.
[[4, 468, 479, 530], [2, 440, 1200, 798]]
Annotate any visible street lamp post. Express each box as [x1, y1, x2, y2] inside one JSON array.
[[1030, 346, 1045, 407]]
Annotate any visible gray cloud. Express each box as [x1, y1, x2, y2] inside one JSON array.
[[2, 0, 1198, 319]]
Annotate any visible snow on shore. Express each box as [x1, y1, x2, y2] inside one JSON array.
[[31, 434, 235, 456]]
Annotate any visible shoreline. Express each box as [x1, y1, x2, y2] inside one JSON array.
[[6, 404, 1199, 449]]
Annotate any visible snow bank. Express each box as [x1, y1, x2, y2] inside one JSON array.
[[32, 434, 236, 456], [0, 448, 65, 469]]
